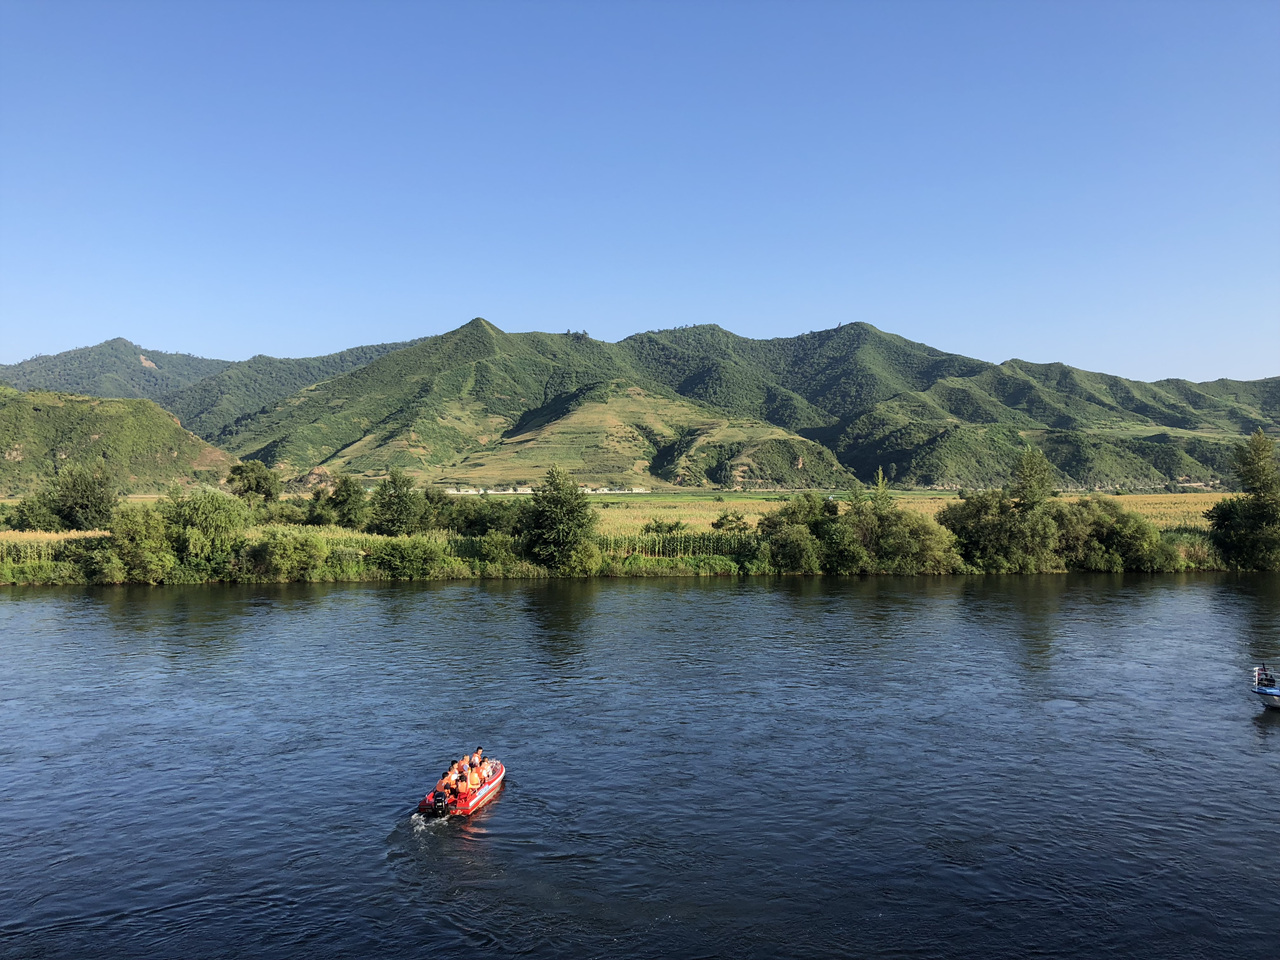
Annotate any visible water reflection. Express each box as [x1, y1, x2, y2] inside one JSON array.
[[1251, 705, 1280, 741], [520, 580, 601, 660]]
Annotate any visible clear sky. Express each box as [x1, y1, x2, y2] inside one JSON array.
[[1, 0, 1276, 381]]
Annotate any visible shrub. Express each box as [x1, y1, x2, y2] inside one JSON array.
[[243, 528, 329, 581], [368, 535, 446, 579], [110, 504, 177, 584]]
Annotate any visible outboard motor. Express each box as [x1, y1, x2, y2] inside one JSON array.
[[432, 792, 449, 816]]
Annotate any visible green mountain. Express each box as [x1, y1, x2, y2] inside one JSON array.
[[7, 320, 1276, 491], [161, 337, 428, 440], [0, 335, 429, 440], [617, 323, 1277, 489], [0, 338, 230, 399], [222, 319, 850, 489], [0, 387, 235, 495]]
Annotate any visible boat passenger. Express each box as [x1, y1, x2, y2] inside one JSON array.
[[455, 767, 474, 797], [471, 746, 484, 767], [434, 769, 454, 797], [468, 763, 483, 789], [441, 761, 463, 799]]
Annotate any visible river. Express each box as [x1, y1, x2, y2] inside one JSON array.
[[2, 574, 1278, 959]]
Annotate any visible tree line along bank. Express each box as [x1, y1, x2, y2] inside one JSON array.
[[1, 433, 1277, 586]]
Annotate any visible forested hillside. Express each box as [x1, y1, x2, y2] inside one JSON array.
[[0, 338, 229, 399], [161, 337, 428, 439], [220, 320, 851, 489], [0, 387, 234, 495], [4, 319, 1276, 490], [617, 323, 1277, 489]]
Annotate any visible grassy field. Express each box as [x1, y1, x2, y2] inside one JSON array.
[[1, 490, 1227, 538], [588, 490, 1223, 535], [0, 529, 108, 542]]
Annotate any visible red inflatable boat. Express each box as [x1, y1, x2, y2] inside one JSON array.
[[418, 761, 505, 816]]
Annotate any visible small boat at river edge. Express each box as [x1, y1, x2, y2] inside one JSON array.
[[1253, 666, 1280, 710], [419, 761, 506, 816]]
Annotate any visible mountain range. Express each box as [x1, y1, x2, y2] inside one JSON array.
[[2, 319, 1276, 493]]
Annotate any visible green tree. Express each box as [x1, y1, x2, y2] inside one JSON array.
[[1010, 445, 1054, 510], [10, 466, 118, 532], [1206, 429, 1280, 570], [305, 487, 338, 526], [768, 523, 823, 574], [244, 528, 329, 581], [710, 509, 749, 532], [937, 488, 1061, 573], [641, 516, 689, 534], [9, 494, 65, 532], [109, 504, 177, 584], [366, 468, 424, 537], [329, 474, 368, 529], [158, 487, 252, 574], [522, 464, 598, 572], [228, 460, 282, 502]]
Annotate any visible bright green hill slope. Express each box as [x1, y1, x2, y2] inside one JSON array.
[[226, 319, 635, 473], [162, 337, 429, 440], [0, 338, 230, 400], [224, 320, 851, 489], [618, 323, 1276, 489], [29, 320, 1271, 491], [0, 387, 235, 495], [440, 379, 852, 490]]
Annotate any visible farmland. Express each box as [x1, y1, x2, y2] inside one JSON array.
[[585, 489, 1222, 536]]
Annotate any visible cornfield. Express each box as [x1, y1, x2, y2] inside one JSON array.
[[595, 532, 756, 558]]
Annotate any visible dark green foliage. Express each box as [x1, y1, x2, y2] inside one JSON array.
[[228, 460, 282, 501], [157, 487, 252, 579], [9, 466, 118, 532], [366, 468, 424, 537], [521, 464, 599, 572], [767, 523, 824, 574], [756, 482, 962, 575], [939, 490, 1062, 573], [242, 529, 328, 581], [254, 499, 307, 526], [1050, 497, 1181, 573], [109, 504, 177, 584], [330, 474, 368, 529], [305, 488, 338, 526], [1206, 430, 1280, 570], [367, 535, 447, 579], [939, 445, 1186, 573], [641, 517, 690, 534], [711, 509, 749, 532], [441, 493, 519, 536], [1010, 445, 1054, 510], [9, 494, 66, 532], [0, 387, 234, 495], [0, 338, 229, 400]]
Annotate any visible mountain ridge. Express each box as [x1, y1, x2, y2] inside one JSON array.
[[4, 320, 1275, 490]]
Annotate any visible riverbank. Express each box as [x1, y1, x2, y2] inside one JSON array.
[[0, 522, 1227, 586]]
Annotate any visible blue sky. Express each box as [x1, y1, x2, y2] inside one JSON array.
[[1, 0, 1276, 381]]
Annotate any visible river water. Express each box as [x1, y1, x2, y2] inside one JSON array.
[[2, 575, 1278, 959]]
